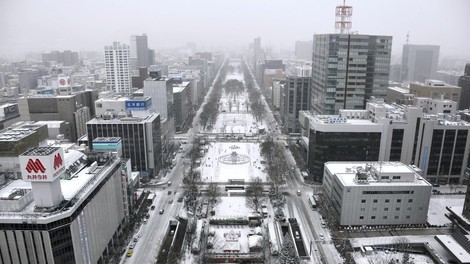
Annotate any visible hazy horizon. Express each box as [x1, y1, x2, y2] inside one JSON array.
[[1, 0, 469, 61]]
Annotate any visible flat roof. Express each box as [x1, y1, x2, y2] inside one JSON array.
[[435, 235, 470, 263], [326, 162, 431, 187]]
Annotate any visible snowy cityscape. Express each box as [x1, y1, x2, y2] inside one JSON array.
[[1, 0, 470, 264]]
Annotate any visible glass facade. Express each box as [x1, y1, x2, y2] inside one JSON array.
[[308, 130, 381, 181]]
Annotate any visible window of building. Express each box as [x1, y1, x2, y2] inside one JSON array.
[[373, 199, 378, 203], [396, 207, 400, 211], [397, 199, 401, 203], [384, 208, 389, 211], [360, 208, 365, 211], [407, 207, 412, 211], [385, 199, 390, 203], [371, 216, 376, 220], [361, 199, 366, 203], [383, 216, 387, 219], [406, 215, 411, 219], [393, 176, 401, 180], [408, 199, 413, 203], [394, 216, 399, 219], [359, 216, 364, 219], [372, 208, 377, 211]]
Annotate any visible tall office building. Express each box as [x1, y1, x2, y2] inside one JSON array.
[[105, 42, 131, 94], [311, 34, 392, 115], [86, 113, 162, 180], [281, 76, 311, 133], [294, 40, 313, 61], [130, 34, 149, 69], [458, 64, 470, 110], [401, 44, 440, 83]]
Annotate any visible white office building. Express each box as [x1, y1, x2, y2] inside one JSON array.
[[105, 42, 131, 94], [323, 161, 432, 226]]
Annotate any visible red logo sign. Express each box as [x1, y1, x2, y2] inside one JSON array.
[[26, 159, 46, 173], [53, 153, 63, 170]]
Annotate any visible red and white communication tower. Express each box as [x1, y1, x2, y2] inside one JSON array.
[[335, 0, 353, 34]]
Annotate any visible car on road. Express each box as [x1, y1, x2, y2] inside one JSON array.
[[168, 190, 172, 195], [294, 231, 300, 239], [296, 190, 301, 196], [319, 234, 324, 240], [177, 196, 183, 202], [159, 209, 164, 214], [169, 199, 173, 204], [133, 236, 140, 242], [129, 242, 136, 249], [127, 249, 133, 257], [151, 205, 155, 210]]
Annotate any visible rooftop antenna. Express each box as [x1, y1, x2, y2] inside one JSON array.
[[335, 0, 353, 34]]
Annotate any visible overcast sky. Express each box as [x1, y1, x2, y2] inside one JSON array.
[[1, 0, 469, 60]]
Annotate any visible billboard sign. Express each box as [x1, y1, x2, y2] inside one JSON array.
[[19, 148, 65, 182], [125, 98, 152, 110]]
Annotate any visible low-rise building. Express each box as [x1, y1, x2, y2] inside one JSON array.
[[323, 161, 432, 226]]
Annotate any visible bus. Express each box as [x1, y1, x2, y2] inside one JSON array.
[[225, 185, 245, 191], [308, 196, 317, 210]]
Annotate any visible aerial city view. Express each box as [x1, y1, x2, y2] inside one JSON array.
[[1, 0, 470, 263]]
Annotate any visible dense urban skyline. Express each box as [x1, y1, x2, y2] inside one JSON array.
[[1, 0, 470, 60]]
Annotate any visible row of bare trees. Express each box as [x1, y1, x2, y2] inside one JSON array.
[[242, 58, 267, 122], [198, 60, 229, 130]]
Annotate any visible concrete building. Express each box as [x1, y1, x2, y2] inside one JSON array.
[[94, 95, 152, 118], [18, 69, 41, 94], [34, 120, 71, 140], [0, 146, 129, 263], [311, 34, 392, 114], [42, 50, 79, 66], [294, 40, 313, 61], [410, 80, 461, 109], [299, 97, 470, 184], [143, 77, 175, 166], [458, 64, 470, 110], [0, 103, 21, 130], [436, 70, 462, 86], [281, 76, 311, 133], [18, 90, 98, 142], [173, 81, 191, 132], [130, 34, 149, 69], [386, 86, 415, 105], [0, 122, 49, 179], [323, 161, 432, 226], [105, 42, 131, 94], [256, 60, 285, 91], [86, 113, 161, 180], [272, 78, 286, 110], [401, 44, 440, 83]]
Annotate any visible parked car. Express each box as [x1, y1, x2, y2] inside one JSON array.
[[169, 199, 173, 204], [319, 234, 324, 240], [129, 242, 136, 249], [159, 209, 164, 214], [127, 249, 133, 257], [168, 190, 172, 195], [177, 196, 183, 202]]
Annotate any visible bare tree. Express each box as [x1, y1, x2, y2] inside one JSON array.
[[207, 182, 221, 209], [245, 177, 266, 213]]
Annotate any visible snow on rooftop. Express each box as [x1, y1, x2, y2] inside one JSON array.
[[427, 195, 465, 226]]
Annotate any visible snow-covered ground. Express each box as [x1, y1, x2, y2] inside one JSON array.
[[199, 142, 267, 182], [427, 194, 465, 226], [212, 197, 254, 217], [354, 250, 434, 264]]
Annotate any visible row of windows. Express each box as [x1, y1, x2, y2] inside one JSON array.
[[359, 215, 411, 220], [361, 198, 414, 203], [360, 206, 416, 211], [362, 190, 413, 195]]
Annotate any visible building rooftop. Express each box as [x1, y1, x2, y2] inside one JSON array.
[[22, 146, 59, 156], [325, 161, 431, 187], [0, 122, 46, 142], [0, 150, 120, 223]]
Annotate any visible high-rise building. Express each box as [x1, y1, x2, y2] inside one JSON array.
[[143, 77, 175, 166], [458, 64, 470, 110], [311, 34, 392, 115], [86, 113, 162, 180], [148, 49, 155, 66], [18, 69, 41, 94], [401, 44, 440, 83], [300, 97, 470, 184], [130, 34, 149, 69], [281, 76, 311, 133], [294, 40, 313, 61], [173, 81, 192, 132], [0, 146, 130, 263], [105, 42, 131, 94]]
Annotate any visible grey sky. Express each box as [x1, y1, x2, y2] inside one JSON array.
[[1, 0, 469, 60]]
